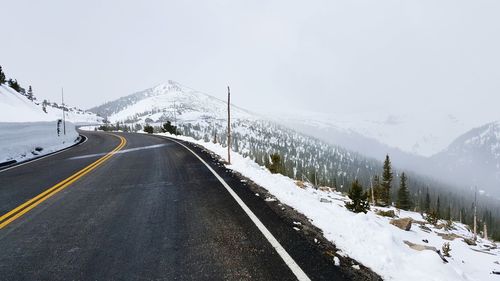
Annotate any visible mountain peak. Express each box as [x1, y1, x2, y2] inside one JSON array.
[[151, 80, 184, 94], [89, 82, 254, 123]]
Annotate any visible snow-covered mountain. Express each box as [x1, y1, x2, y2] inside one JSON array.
[[432, 121, 500, 196], [90, 81, 255, 124]]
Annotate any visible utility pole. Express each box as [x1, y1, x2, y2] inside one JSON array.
[[62, 88, 66, 135], [227, 86, 231, 164], [474, 186, 477, 241]]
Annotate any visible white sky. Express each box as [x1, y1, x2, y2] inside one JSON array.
[[1, 0, 499, 120]]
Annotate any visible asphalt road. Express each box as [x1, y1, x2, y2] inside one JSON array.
[[0, 131, 350, 281]]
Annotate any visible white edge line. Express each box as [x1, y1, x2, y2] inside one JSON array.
[[0, 133, 88, 174], [165, 137, 312, 281]]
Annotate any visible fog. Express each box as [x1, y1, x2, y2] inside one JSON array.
[[1, 0, 499, 115]]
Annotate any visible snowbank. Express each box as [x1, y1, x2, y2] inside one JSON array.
[[0, 121, 79, 164], [158, 132, 500, 281]]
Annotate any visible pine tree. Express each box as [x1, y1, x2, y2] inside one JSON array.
[[424, 190, 431, 213], [267, 153, 282, 174], [8, 79, 21, 92], [445, 204, 452, 220], [436, 196, 441, 219], [397, 172, 411, 210], [161, 121, 178, 135], [42, 100, 49, 113], [0, 66, 5, 84], [27, 86, 34, 101], [143, 124, 154, 134], [346, 180, 370, 213], [370, 174, 383, 206], [380, 155, 393, 206]]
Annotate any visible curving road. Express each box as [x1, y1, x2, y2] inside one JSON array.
[[0, 131, 350, 281]]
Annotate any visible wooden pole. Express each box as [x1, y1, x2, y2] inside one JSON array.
[[62, 88, 66, 135], [227, 86, 231, 164]]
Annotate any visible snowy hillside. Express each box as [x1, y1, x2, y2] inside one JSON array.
[[155, 132, 500, 281], [0, 84, 102, 124], [0, 85, 54, 122], [432, 121, 500, 196]]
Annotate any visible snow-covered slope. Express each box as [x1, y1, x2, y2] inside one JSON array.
[[432, 121, 500, 196], [0, 85, 54, 122], [0, 84, 102, 124]]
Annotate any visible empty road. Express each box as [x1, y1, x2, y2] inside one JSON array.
[[0, 131, 352, 280]]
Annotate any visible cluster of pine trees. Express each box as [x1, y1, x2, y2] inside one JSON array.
[[345, 155, 410, 214], [98, 121, 180, 136]]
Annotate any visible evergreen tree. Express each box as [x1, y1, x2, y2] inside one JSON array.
[[0, 66, 5, 84], [424, 190, 431, 213], [345, 180, 370, 213], [380, 155, 393, 206], [267, 153, 282, 174], [370, 174, 382, 205], [143, 124, 154, 134], [8, 79, 22, 92], [397, 172, 411, 210], [27, 86, 34, 101], [436, 196, 441, 219], [42, 99, 48, 113], [161, 121, 178, 135], [445, 204, 452, 220]]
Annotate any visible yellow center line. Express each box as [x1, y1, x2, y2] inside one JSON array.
[[0, 133, 127, 229]]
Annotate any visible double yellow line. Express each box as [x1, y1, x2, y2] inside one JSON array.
[[0, 134, 127, 229]]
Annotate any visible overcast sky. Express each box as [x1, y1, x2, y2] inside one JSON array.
[[1, 0, 499, 120]]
